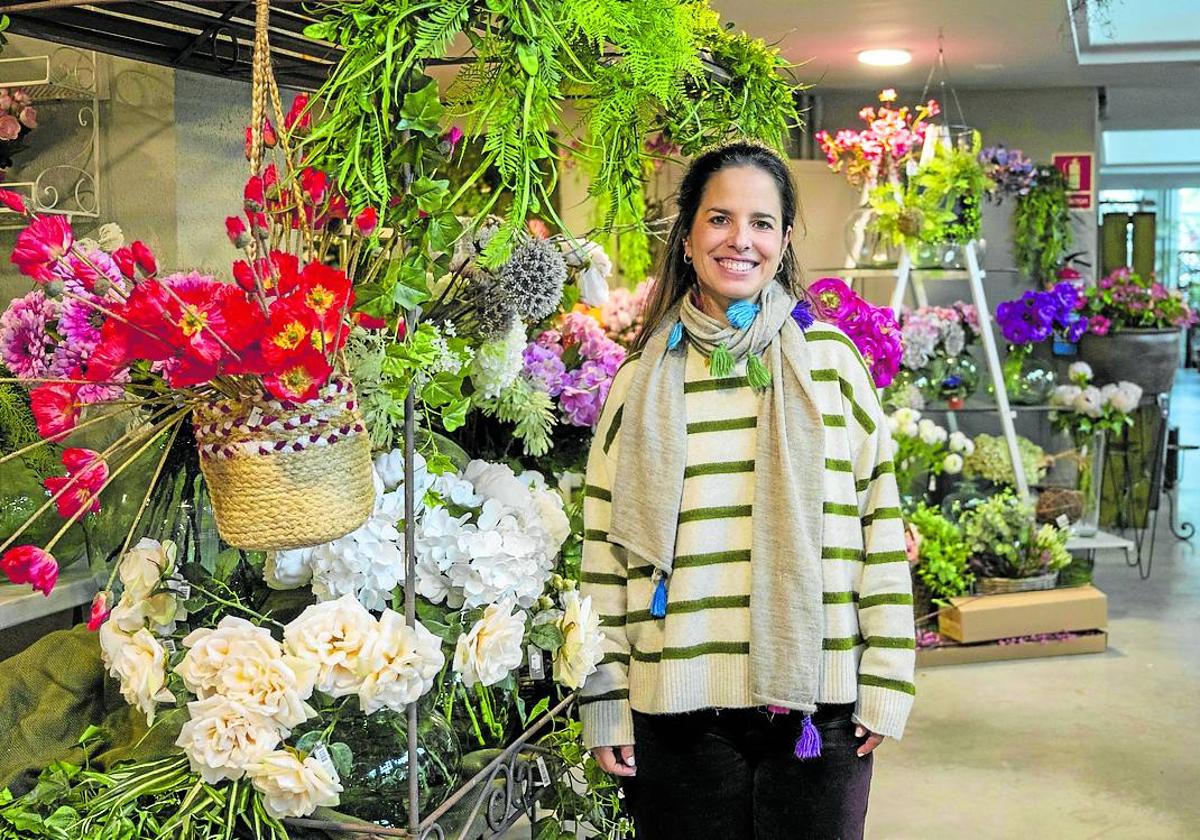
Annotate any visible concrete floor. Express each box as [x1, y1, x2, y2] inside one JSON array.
[[869, 369, 1200, 840]]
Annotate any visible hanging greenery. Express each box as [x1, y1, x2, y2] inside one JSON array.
[[1013, 165, 1072, 287], [301, 0, 802, 273]]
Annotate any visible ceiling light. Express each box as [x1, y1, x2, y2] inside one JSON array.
[[857, 49, 913, 67]]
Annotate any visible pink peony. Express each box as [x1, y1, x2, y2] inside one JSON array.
[[0, 114, 20, 141], [18, 107, 36, 130]]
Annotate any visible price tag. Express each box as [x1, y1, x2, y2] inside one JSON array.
[[166, 579, 191, 600], [535, 755, 551, 787], [311, 743, 340, 783], [1055, 514, 1071, 530], [161, 638, 177, 654], [527, 645, 545, 680]]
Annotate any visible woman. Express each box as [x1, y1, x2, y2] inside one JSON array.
[[579, 141, 914, 840]]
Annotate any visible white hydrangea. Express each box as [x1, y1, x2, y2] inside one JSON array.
[[1050, 384, 1082, 408], [470, 321, 526, 400], [1073, 385, 1104, 418], [1104, 381, 1143, 414], [415, 459, 568, 610]]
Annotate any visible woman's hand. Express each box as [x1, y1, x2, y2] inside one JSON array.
[[855, 726, 885, 757], [592, 745, 637, 777]]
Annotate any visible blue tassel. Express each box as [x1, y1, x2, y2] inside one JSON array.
[[726, 299, 760, 330], [649, 574, 669, 618], [667, 321, 684, 350], [794, 715, 823, 760], [791, 300, 815, 330]]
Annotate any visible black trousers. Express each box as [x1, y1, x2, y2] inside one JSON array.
[[623, 705, 873, 840]]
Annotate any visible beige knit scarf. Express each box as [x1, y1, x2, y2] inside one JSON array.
[[610, 280, 828, 713]]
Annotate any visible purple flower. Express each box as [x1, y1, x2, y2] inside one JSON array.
[[0, 289, 58, 379], [1063, 314, 1088, 343], [560, 360, 611, 427], [522, 341, 568, 396]]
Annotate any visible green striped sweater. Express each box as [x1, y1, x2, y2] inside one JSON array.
[[579, 322, 915, 748]]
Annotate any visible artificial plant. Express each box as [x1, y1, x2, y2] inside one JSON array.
[[1013, 165, 1072, 286]]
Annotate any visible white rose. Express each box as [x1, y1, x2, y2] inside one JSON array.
[[948, 431, 973, 455], [1050, 384, 1081, 408], [1107, 381, 1143, 414], [531, 487, 570, 550], [892, 407, 920, 427], [1068, 361, 1093, 385], [265, 549, 314, 590], [553, 591, 604, 690], [249, 750, 342, 819], [97, 222, 125, 252], [357, 610, 445, 714], [462, 460, 530, 509], [99, 623, 175, 725], [283, 595, 377, 698], [917, 418, 947, 445], [453, 601, 526, 688], [176, 695, 281, 784], [942, 453, 965, 475], [118, 538, 176, 600], [178, 617, 317, 731], [1073, 386, 1104, 418]]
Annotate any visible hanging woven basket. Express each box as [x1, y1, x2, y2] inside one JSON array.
[[193, 378, 375, 551]]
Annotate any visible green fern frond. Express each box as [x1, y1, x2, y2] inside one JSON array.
[[412, 0, 471, 60]]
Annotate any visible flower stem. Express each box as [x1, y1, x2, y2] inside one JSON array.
[[108, 420, 183, 592], [187, 579, 284, 629]]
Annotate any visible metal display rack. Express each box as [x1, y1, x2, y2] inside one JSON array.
[[0, 47, 101, 226]]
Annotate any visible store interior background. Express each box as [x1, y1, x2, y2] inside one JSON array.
[[1, 0, 1198, 836]]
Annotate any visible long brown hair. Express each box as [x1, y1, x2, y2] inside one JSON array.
[[634, 141, 807, 352]]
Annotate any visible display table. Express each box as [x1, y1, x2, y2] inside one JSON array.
[[0, 568, 97, 632]]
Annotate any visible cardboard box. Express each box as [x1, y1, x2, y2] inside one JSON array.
[[937, 585, 1107, 643], [917, 631, 1108, 668]]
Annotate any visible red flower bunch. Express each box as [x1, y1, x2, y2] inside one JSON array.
[[43, 448, 109, 519]]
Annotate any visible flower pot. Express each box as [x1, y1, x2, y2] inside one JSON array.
[[1002, 346, 1056, 406], [946, 396, 964, 410], [977, 570, 1058, 595], [192, 377, 375, 551], [922, 355, 980, 406], [1078, 328, 1181, 394], [844, 204, 900, 268]]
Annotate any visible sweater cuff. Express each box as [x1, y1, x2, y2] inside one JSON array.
[[580, 699, 634, 749], [853, 682, 914, 740]]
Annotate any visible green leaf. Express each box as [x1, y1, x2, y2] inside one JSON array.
[[423, 213, 463, 255], [302, 20, 334, 41], [410, 176, 451, 213], [355, 282, 395, 319], [329, 743, 354, 778], [440, 397, 470, 432], [294, 731, 323, 754], [533, 817, 560, 840], [213, 548, 241, 583], [529, 622, 565, 652], [524, 696, 550, 726], [516, 42, 540, 76], [396, 78, 445, 137], [77, 725, 106, 747]]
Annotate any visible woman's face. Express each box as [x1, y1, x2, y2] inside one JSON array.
[[684, 164, 792, 321]]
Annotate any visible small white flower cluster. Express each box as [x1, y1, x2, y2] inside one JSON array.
[[469, 321, 527, 400], [887, 408, 973, 475], [266, 451, 434, 612], [416, 460, 570, 611]]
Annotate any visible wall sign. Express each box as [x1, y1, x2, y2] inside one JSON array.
[[1052, 152, 1094, 210]]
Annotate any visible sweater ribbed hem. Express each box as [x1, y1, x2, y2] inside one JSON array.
[[580, 700, 634, 749], [853, 683, 914, 740]]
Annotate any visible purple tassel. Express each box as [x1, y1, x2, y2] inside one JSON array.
[[791, 300, 815, 330], [794, 714, 822, 760]]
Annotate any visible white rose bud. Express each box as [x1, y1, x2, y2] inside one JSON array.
[[249, 749, 343, 819]]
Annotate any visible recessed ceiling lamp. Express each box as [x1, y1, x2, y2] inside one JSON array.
[[857, 48, 913, 67]]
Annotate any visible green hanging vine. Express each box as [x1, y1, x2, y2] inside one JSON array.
[[1013, 165, 1072, 286]]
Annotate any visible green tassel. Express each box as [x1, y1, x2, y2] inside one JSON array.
[[708, 344, 735, 378], [746, 353, 772, 391]]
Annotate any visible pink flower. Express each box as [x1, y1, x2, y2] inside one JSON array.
[[0, 188, 28, 215], [444, 125, 464, 153], [87, 591, 112, 631], [18, 107, 36, 130], [1, 546, 59, 596], [43, 447, 108, 519], [0, 289, 58, 379], [30, 379, 82, 440], [1087, 314, 1111, 336], [285, 93, 312, 133], [0, 114, 20, 141], [11, 215, 75, 283]]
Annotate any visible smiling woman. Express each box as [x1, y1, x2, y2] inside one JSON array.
[[580, 141, 915, 840]]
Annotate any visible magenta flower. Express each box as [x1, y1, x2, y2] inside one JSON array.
[[0, 289, 58, 379], [1087, 315, 1111, 336]]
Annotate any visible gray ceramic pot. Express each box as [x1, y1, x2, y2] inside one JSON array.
[[1078, 328, 1181, 394]]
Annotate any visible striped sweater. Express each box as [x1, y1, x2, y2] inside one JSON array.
[[579, 322, 915, 749]]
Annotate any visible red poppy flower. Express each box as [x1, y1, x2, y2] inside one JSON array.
[[217, 284, 267, 352], [44, 449, 106, 518], [285, 93, 312, 133], [352, 311, 387, 330], [11, 215, 74, 283], [108, 280, 176, 361], [61, 448, 109, 488], [263, 349, 332, 402], [0, 188, 28, 215], [245, 175, 265, 211], [161, 273, 239, 365], [298, 262, 351, 321], [87, 591, 112, 631], [131, 241, 157, 276], [1, 545, 59, 596], [111, 246, 136, 279], [353, 207, 378, 237], [300, 168, 329, 207], [232, 259, 256, 292], [271, 251, 302, 295], [325, 193, 349, 222], [262, 297, 317, 367], [43, 474, 102, 519], [160, 354, 220, 388], [30, 381, 81, 440]]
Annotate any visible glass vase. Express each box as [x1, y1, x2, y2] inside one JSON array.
[[1073, 432, 1106, 537], [299, 705, 461, 827], [924, 355, 980, 409], [1002, 345, 1056, 406], [1037, 431, 1105, 537], [844, 204, 900, 268]]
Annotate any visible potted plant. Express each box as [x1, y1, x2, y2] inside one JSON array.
[[1040, 361, 1142, 535], [956, 490, 1072, 593], [906, 502, 974, 624], [897, 302, 981, 407], [1012, 164, 1072, 287], [1077, 267, 1197, 394], [886, 408, 972, 504]]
